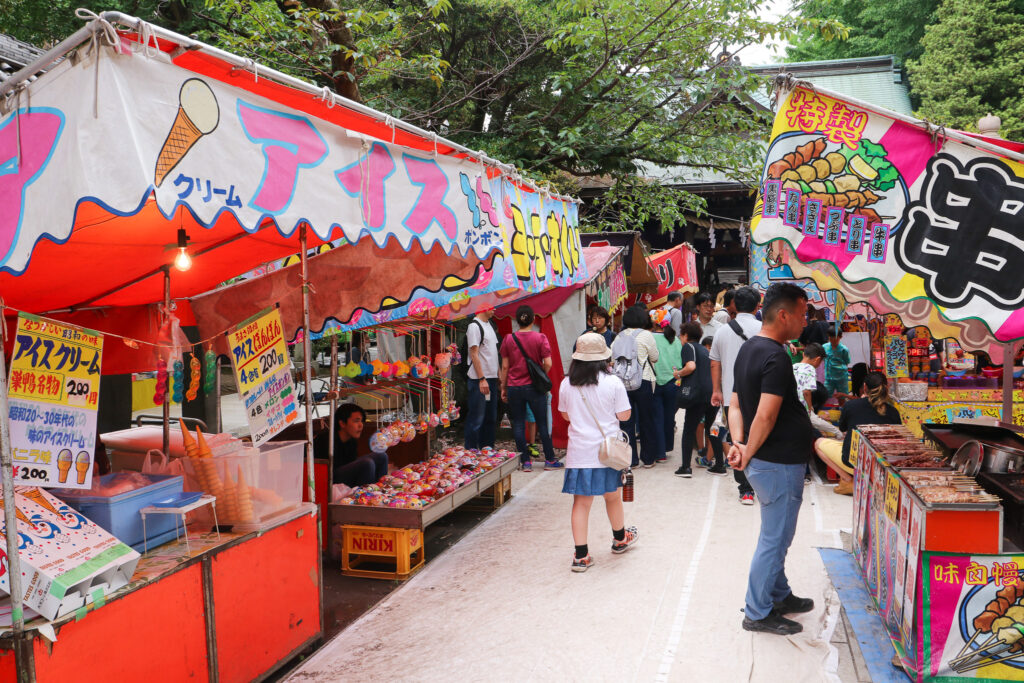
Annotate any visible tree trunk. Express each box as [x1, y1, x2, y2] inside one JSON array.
[[300, 0, 362, 103]]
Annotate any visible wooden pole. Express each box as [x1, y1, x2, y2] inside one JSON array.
[[162, 266, 171, 458], [1004, 343, 1015, 426]]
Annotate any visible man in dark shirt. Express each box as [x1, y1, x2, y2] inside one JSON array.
[[727, 283, 816, 637], [333, 404, 389, 487]]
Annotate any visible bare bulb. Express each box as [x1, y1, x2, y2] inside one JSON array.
[[174, 248, 192, 272]]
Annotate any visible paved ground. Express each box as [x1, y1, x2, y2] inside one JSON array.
[[285, 424, 860, 682]]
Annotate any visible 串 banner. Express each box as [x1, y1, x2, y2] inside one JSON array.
[[752, 86, 1024, 343]]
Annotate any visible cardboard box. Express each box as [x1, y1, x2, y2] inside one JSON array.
[[0, 486, 140, 620]]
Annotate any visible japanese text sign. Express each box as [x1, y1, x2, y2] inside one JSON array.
[[923, 553, 1024, 681], [227, 308, 297, 445], [0, 49, 578, 284], [7, 315, 102, 489], [752, 85, 1024, 343]]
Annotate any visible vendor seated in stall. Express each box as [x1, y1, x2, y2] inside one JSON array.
[[333, 404, 389, 487], [814, 371, 901, 496]]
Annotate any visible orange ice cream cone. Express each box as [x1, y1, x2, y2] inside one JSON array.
[[75, 451, 92, 485], [154, 79, 219, 187], [56, 449, 73, 484]]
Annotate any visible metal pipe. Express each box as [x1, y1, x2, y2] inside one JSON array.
[[0, 11, 576, 203], [0, 22, 100, 99], [0, 318, 34, 683], [327, 333, 338, 490], [298, 226, 325, 640], [299, 227, 315, 504], [1004, 343, 1015, 425], [162, 266, 171, 458], [213, 356, 222, 434]]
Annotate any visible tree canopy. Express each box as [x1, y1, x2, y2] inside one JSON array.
[[1, 0, 799, 231], [784, 0, 937, 65], [908, 0, 1024, 140]]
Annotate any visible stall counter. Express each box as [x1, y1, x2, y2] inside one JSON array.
[[0, 504, 321, 683]]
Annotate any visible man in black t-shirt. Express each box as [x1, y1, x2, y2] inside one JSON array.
[[726, 283, 816, 637]]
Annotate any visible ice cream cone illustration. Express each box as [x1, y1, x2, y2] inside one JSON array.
[[75, 451, 92, 485], [15, 506, 29, 525], [20, 488, 59, 516], [56, 449, 73, 484], [154, 79, 219, 187]]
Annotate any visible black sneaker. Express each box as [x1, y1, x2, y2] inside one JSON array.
[[774, 593, 815, 614], [707, 465, 729, 476], [674, 466, 692, 478], [742, 612, 803, 635]]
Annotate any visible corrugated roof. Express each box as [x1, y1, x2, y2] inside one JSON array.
[[748, 55, 913, 116], [0, 33, 44, 84]]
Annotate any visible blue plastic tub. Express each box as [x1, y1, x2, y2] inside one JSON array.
[[53, 474, 184, 552]]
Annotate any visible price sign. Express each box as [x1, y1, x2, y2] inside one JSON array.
[[849, 430, 861, 467], [227, 308, 297, 445], [7, 314, 103, 489], [885, 470, 901, 522]]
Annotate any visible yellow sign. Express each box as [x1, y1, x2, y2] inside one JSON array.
[[885, 471, 901, 522], [850, 430, 862, 467], [227, 308, 297, 445], [8, 314, 104, 488]]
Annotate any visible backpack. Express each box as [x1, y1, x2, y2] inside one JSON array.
[[458, 319, 485, 374], [611, 329, 645, 391]]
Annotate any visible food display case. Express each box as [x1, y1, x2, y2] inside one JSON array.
[[847, 423, 1024, 681]]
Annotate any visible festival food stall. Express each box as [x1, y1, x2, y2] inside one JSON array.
[[751, 77, 1024, 681], [0, 10, 584, 682]]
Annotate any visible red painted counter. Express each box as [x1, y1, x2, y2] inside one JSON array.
[[0, 505, 321, 682]]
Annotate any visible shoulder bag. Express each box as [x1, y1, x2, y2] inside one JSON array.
[[578, 386, 632, 471], [510, 332, 553, 394], [676, 342, 701, 409]]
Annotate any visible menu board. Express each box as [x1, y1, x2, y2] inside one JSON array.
[[227, 308, 298, 445], [7, 315, 103, 488]]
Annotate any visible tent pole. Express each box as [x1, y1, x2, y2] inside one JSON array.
[[299, 227, 315, 503], [162, 266, 171, 458], [0, 321, 34, 683], [299, 226, 324, 638], [1004, 343, 1015, 426], [327, 334, 337, 494]]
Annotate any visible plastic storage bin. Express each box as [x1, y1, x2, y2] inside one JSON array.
[[52, 474, 184, 552], [180, 441, 303, 528]]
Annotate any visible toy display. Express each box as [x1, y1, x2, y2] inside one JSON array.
[[338, 448, 516, 508]]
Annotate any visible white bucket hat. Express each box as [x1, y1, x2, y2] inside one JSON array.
[[572, 332, 612, 361]]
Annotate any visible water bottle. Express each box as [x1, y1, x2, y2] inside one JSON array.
[[622, 468, 634, 502]]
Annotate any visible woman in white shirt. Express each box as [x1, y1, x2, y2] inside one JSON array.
[[558, 333, 638, 572], [616, 305, 660, 467]]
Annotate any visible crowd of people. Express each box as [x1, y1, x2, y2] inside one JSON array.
[[325, 283, 908, 635]]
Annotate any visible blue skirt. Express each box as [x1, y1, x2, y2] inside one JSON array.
[[562, 467, 623, 495]]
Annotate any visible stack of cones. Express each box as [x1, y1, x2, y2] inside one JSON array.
[[221, 469, 239, 521], [236, 465, 254, 523], [179, 420, 224, 502]]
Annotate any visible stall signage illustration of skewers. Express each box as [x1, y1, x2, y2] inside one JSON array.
[[767, 136, 899, 223], [950, 581, 1024, 672]]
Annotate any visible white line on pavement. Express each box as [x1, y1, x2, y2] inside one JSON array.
[[654, 475, 721, 682]]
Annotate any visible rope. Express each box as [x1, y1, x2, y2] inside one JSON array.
[[75, 9, 121, 118], [318, 86, 335, 109], [384, 115, 396, 144], [245, 58, 259, 83], [924, 120, 947, 154]]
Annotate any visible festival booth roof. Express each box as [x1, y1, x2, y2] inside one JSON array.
[[0, 12, 585, 370], [751, 80, 1024, 358], [579, 231, 657, 288], [644, 243, 699, 307]]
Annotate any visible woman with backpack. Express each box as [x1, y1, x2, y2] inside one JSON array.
[[650, 309, 682, 464], [675, 322, 727, 478], [500, 305, 561, 472], [557, 332, 638, 572], [613, 305, 660, 468]]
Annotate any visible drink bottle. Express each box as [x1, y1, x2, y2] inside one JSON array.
[[622, 468, 634, 502]]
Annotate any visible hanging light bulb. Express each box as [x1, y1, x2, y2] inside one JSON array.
[[174, 227, 192, 272]]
